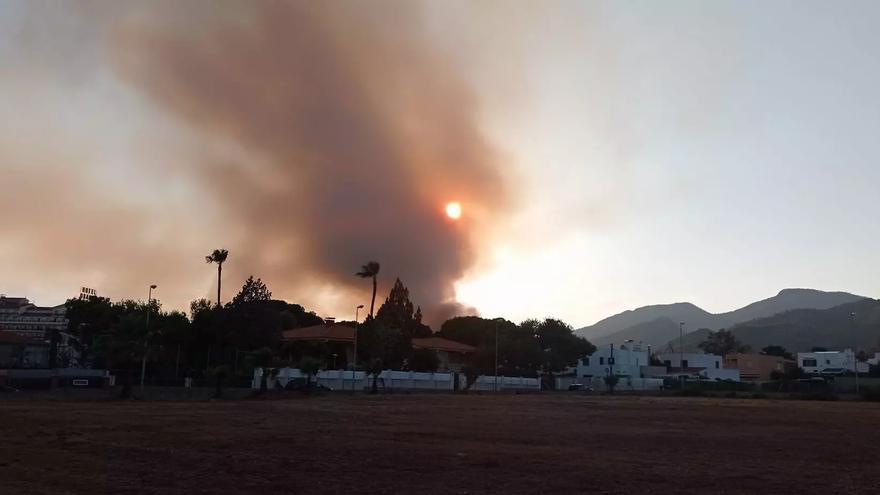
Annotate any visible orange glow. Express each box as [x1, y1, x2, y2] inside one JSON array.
[[445, 201, 462, 219]]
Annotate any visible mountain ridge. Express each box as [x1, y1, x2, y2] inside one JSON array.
[[575, 288, 867, 347]]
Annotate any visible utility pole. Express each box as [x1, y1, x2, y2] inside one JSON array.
[[140, 284, 157, 390]]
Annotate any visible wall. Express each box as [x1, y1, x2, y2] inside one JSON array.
[[577, 346, 648, 378], [254, 368, 542, 392]]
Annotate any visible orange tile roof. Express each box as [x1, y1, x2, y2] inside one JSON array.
[[282, 324, 355, 343], [412, 337, 476, 354]]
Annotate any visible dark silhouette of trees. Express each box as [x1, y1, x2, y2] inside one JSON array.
[[356, 261, 380, 318], [205, 248, 229, 307], [439, 316, 593, 379], [698, 329, 750, 356], [762, 345, 793, 360], [375, 278, 431, 339], [231, 276, 272, 305]]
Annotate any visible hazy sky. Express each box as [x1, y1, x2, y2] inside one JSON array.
[[2, 1, 879, 328]]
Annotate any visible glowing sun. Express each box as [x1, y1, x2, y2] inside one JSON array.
[[445, 201, 462, 220]]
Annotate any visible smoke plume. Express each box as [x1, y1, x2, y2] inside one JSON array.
[[103, 2, 511, 325]]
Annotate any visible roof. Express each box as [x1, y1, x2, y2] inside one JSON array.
[[411, 337, 476, 354], [282, 324, 355, 343]]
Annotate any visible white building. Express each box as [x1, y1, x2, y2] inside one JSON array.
[[0, 296, 68, 340], [797, 350, 869, 374], [657, 352, 740, 381], [577, 343, 648, 378]]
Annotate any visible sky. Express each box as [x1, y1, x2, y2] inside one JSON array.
[[2, 1, 879, 328]]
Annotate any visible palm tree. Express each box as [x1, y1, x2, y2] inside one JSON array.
[[356, 261, 380, 318], [205, 248, 229, 307]]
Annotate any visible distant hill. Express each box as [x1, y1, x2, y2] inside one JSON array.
[[668, 298, 880, 353], [576, 289, 866, 348]]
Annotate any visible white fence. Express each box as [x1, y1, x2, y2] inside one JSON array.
[[587, 376, 664, 392], [465, 375, 541, 392], [254, 368, 541, 392], [254, 368, 455, 391]]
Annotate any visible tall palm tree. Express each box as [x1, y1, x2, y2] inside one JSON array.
[[356, 261, 380, 318], [205, 248, 229, 307]]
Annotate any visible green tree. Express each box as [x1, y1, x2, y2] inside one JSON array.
[[355, 261, 380, 318], [698, 329, 750, 356], [205, 248, 229, 307]]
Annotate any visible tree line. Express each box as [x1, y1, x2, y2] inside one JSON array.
[[61, 254, 596, 394]]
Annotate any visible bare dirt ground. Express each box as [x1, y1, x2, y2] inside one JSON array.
[[1, 394, 879, 494]]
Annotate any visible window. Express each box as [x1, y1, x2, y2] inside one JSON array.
[[581, 357, 589, 366], [599, 357, 605, 365], [682, 360, 689, 368], [803, 359, 817, 367], [826, 359, 831, 365], [664, 360, 671, 367], [715, 362, 719, 369]]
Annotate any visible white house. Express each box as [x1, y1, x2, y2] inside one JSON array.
[[577, 343, 648, 378], [797, 350, 869, 374], [657, 352, 740, 381]]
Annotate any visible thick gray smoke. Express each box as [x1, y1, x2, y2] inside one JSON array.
[[107, 1, 511, 325]]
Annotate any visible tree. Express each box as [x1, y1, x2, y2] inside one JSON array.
[[375, 278, 431, 339], [298, 356, 322, 394], [529, 318, 596, 374], [409, 348, 439, 372], [698, 329, 750, 356], [65, 296, 115, 366], [604, 374, 619, 394], [355, 261, 380, 318], [205, 248, 229, 307], [762, 345, 793, 360], [231, 276, 272, 306], [250, 347, 276, 392], [210, 365, 230, 399]]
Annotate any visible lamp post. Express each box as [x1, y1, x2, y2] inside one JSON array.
[[352, 304, 364, 392], [140, 284, 157, 390]]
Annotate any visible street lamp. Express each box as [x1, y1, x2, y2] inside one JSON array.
[[352, 304, 364, 392], [140, 284, 157, 390]]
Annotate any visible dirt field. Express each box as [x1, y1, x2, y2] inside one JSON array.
[[1, 394, 879, 494]]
